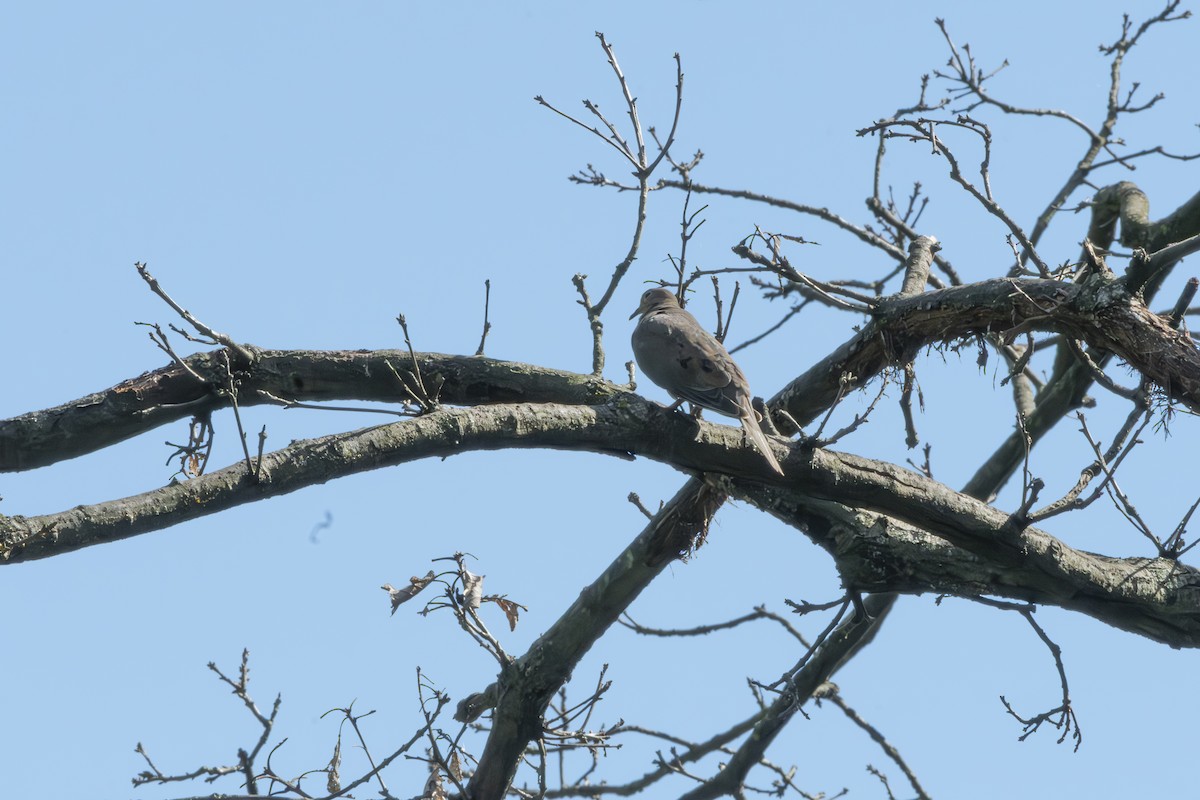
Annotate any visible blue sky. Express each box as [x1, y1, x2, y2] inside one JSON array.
[[3, 2, 1199, 798]]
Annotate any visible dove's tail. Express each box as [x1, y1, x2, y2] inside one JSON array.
[[739, 404, 784, 476]]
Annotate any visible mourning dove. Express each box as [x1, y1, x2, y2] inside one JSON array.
[[630, 287, 784, 475]]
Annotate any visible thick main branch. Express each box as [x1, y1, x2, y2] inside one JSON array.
[[0, 351, 614, 472], [4, 400, 1200, 648], [6, 270, 1196, 477]]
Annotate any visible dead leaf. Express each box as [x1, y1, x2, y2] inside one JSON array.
[[491, 597, 527, 631], [326, 737, 341, 793], [382, 570, 435, 615], [424, 765, 446, 800], [462, 570, 483, 610]]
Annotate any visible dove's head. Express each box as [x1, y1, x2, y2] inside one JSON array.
[[630, 287, 682, 320]]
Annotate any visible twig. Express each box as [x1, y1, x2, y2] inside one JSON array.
[[809, 372, 855, 443], [899, 362, 920, 449], [219, 350, 256, 475], [413, 669, 467, 798], [858, 117, 1051, 277], [1127, 232, 1200, 296], [390, 314, 442, 412], [337, 685, 453, 797], [254, 425, 267, 482], [255, 389, 413, 417], [163, 415, 215, 479], [906, 443, 934, 479], [730, 300, 809, 355], [543, 34, 684, 326], [476, 279, 493, 356], [1030, 402, 1151, 523], [596, 33, 647, 168], [643, 52, 685, 177], [659, 179, 911, 266], [981, 600, 1082, 751], [931, 8, 1189, 259], [1000, 332, 1036, 388], [1167, 277, 1199, 328], [810, 374, 890, 448], [820, 689, 931, 800], [423, 554, 513, 667], [1063, 338, 1137, 399], [571, 274, 606, 376], [932, 18, 1096, 138], [532, 99, 637, 168], [712, 278, 740, 344], [134, 262, 254, 363], [134, 321, 207, 381], [731, 241, 874, 312], [1165, 492, 1200, 557], [620, 608, 807, 645], [772, 598, 852, 691], [627, 492, 658, 519], [1016, 411, 1035, 515], [134, 649, 281, 791], [1076, 412, 1161, 551]]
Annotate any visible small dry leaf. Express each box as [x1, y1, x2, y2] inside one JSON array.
[[424, 764, 447, 800], [448, 749, 463, 781], [492, 597, 526, 631], [325, 737, 342, 793], [382, 570, 436, 615], [462, 570, 484, 610]]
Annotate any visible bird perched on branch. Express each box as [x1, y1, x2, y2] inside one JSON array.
[[629, 287, 784, 475]]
